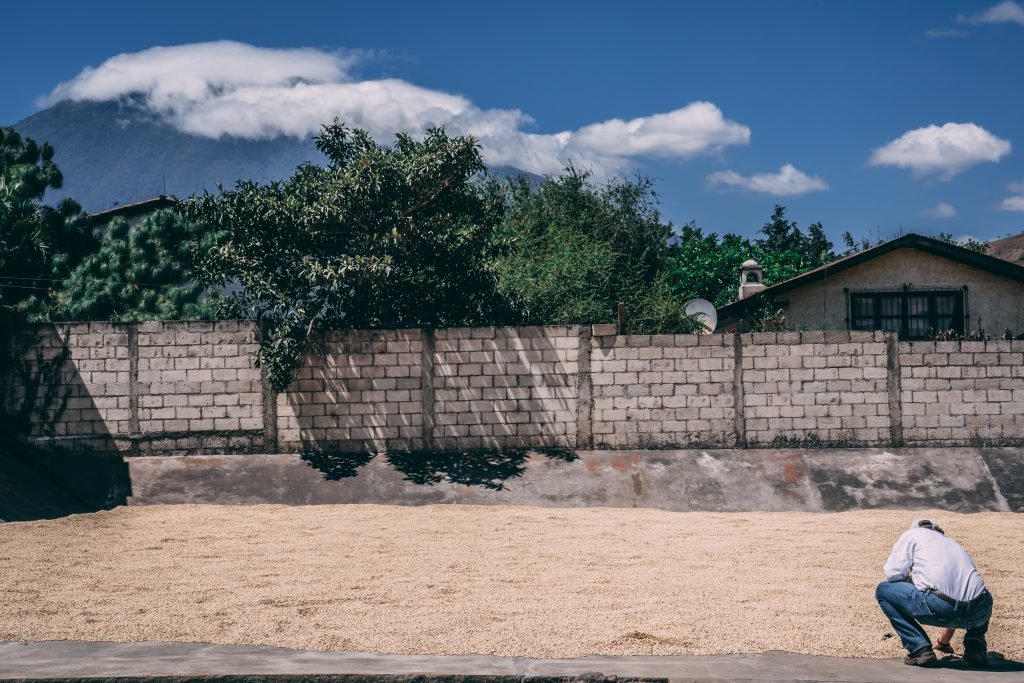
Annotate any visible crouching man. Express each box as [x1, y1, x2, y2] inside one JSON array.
[[875, 518, 993, 668]]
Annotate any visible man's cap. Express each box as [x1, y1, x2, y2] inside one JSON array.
[[911, 518, 945, 534]]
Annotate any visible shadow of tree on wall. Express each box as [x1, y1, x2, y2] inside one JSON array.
[[301, 448, 577, 490], [1, 323, 131, 521]]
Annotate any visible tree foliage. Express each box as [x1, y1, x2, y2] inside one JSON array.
[[494, 168, 700, 334], [0, 127, 95, 318], [666, 223, 752, 308], [185, 122, 514, 390], [666, 206, 837, 310], [52, 209, 220, 321], [937, 232, 988, 254], [754, 205, 835, 285]]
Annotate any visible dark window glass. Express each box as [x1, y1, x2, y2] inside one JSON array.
[[848, 290, 964, 340]]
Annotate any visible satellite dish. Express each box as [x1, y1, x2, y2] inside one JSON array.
[[684, 298, 718, 334]]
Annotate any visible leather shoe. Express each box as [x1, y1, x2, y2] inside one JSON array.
[[904, 647, 938, 667], [964, 642, 989, 668]]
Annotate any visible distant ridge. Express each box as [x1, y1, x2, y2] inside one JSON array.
[[11, 99, 542, 212], [988, 232, 1024, 265]]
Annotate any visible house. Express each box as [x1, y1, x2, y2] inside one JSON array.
[[89, 195, 179, 230], [717, 233, 1024, 339]]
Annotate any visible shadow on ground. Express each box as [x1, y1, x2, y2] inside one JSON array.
[[932, 651, 1023, 672], [301, 448, 577, 490], [0, 441, 130, 522]]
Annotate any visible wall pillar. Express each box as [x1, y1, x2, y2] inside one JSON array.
[[885, 333, 903, 446], [575, 326, 594, 449], [259, 321, 278, 452], [420, 328, 436, 451], [126, 322, 140, 456], [732, 333, 747, 447]]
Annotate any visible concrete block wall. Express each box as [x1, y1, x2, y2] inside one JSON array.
[[11, 322, 1024, 455], [277, 329, 424, 453], [899, 340, 1024, 443], [135, 321, 263, 454], [591, 334, 735, 448], [8, 323, 132, 451], [431, 326, 578, 449], [743, 331, 890, 445]]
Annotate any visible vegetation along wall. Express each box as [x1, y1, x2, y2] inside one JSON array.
[[7, 321, 1024, 455]]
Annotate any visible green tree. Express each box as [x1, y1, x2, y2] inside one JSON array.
[[755, 205, 836, 285], [185, 122, 514, 391], [0, 128, 95, 318], [937, 232, 988, 254], [667, 207, 837, 309], [494, 167, 698, 334], [666, 223, 754, 308], [52, 209, 220, 321]]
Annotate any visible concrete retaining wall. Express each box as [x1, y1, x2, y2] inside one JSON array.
[[8, 322, 1024, 455], [123, 447, 1024, 512]]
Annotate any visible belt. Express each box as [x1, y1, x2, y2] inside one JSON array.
[[927, 588, 989, 609]]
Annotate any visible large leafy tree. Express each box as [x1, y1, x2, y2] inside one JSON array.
[[494, 167, 698, 334], [755, 205, 835, 285], [667, 206, 838, 310], [666, 222, 753, 308], [185, 122, 514, 391], [0, 128, 95, 318], [52, 209, 220, 321]]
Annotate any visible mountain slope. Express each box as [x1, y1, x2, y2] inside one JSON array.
[[13, 100, 324, 211], [12, 100, 541, 212], [988, 232, 1024, 265]]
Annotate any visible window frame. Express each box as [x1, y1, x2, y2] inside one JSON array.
[[847, 288, 966, 340]]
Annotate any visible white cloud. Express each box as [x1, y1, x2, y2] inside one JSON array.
[[961, 1, 1024, 26], [42, 41, 751, 177], [706, 164, 829, 197], [999, 196, 1024, 211], [924, 202, 957, 218], [869, 123, 1011, 180], [996, 179, 1024, 211], [924, 28, 970, 37]]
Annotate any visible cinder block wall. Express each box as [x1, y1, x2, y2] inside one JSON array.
[[900, 340, 1024, 444], [591, 334, 735, 448], [135, 321, 263, 454], [9, 322, 1024, 454], [277, 329, 424, 453], [431, 326, 578, 450], [7, 323, 132, 452], [743, 331, 890, 445]]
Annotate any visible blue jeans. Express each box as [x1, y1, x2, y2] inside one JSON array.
[[875, 581, 992, 654]]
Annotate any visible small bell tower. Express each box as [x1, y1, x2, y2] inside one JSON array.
[[739, 259, 766, 300]]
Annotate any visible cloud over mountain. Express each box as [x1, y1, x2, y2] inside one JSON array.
[[706, 164, 828, 197], [869, 122, 1011, 180], [42, 41, 751, 177]]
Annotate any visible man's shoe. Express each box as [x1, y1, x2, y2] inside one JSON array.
[[904, 647, 938, 667], [964, 642, 989, 668]]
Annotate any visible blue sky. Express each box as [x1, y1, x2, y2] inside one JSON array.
[[3, 0, 1023, 243]]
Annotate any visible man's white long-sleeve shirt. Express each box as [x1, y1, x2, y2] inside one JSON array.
[[883, 527, 986, 601]]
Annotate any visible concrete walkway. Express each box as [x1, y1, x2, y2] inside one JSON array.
[[1, 641, 1021, 682]]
